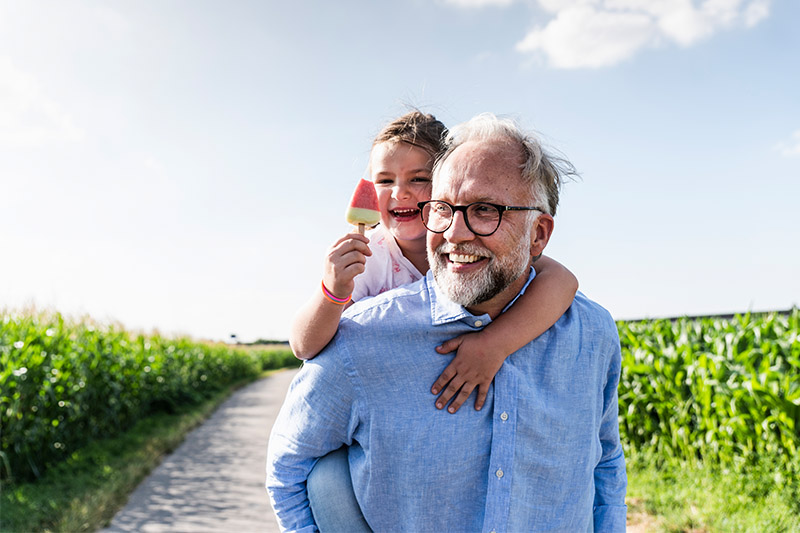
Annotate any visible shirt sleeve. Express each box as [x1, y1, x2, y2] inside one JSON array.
[[266, 349, 361, 532], [592, 327, 628, 532]]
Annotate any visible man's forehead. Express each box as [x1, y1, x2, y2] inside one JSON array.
[[433, 140, 526, 200]]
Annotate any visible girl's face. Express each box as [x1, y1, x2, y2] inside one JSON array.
[[369, 141, 433, 244]]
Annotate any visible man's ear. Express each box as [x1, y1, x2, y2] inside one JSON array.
[[530, 213, 554, 259]]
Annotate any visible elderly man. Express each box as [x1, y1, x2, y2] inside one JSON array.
[[267, 113, 627, 532]]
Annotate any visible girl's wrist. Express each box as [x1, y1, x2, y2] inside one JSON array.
[[321, 280, 351, 305], [474, 329, 514, 360]]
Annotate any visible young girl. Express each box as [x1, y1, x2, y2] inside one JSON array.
[[290, 110, 578, 414]]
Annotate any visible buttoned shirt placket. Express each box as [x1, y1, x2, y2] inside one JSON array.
[[481, 364, 518, 533]]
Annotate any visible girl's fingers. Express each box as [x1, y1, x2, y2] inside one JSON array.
[[431, 363, 457, 396], [340, 262, 366, 278], [447, 384, 476, 414], [339, 248, 369, 265], [435, 335, 465, 354], [474, 384, 489, 411], [331, 235, 372, 256], [324, 261, 366, 299], [435, 374, 465, 411], [330, 251, 367, 280], [327, 247, 369, 278], [324, 236, 373, 297]]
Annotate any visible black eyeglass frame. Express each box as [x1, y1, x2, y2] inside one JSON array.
[[417, 200, 544, 237]]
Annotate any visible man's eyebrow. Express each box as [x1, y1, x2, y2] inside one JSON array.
[[434, 196, 498, 204]]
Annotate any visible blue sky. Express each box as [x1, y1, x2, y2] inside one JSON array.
[[1, 0, 798, 342]]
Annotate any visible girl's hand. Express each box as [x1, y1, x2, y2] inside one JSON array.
[[430, 332, 506, 413], [322, 233, 371, 299]]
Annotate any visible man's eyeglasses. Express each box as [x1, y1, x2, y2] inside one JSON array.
[[417, 200, 544, 237]]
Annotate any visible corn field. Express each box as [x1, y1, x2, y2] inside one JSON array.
[[617, 309, 799, 479], [0, 310, 299, 484], [1, 308, 798, 490]]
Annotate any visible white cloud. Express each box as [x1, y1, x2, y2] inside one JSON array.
[[515, 0, 772, 68], [441, 0, 516, 7], [537, 0, 592, 13], [0, 56, 84, 148], [743, 0, 770, 26], [517, 5, 654, 68], [774, 130, 800, 157]]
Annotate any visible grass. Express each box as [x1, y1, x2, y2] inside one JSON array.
[[0, 371, 282, 533], [625, 456, 800, 532], [617, 309, 800, 531]]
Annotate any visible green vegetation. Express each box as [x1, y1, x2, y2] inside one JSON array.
[[626, 458, 800, 532], [618, 309, 800, 531], [2, 308, 798, 531], [1, 375, 272, 533], [1, 310, 300, 484]]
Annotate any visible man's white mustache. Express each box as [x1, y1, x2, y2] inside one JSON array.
[[434, 243, 493, 259]]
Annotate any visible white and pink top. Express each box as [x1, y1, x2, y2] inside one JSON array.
[[351, 224, 424, 302]]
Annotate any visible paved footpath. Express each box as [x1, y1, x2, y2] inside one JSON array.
[[102, 368, 299, 533], [102, 368, 643, 532]]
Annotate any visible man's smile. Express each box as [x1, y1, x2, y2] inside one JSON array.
[[436, 245, 491, 273], [447, 252, 484, 264]]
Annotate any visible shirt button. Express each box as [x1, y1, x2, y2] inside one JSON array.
[[495, 468, 504, 478], [474, 320, 483, 327], [500, 411, 509, 421]]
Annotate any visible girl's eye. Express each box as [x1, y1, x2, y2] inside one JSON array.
[[412, 176, 431, 184], [374, 179, 394, 185]]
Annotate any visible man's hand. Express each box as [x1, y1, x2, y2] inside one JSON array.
[[430, 332, 506, 413]]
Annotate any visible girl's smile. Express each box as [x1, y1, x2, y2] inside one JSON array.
[[370, 141, 433, 245]]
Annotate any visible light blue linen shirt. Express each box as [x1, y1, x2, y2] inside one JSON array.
[[267, 269, 627, 532]]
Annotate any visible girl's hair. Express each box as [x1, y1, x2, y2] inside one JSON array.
[[372, 110, 448, 158]]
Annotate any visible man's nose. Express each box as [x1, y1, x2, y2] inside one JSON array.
[[443, 210, 474, 243]]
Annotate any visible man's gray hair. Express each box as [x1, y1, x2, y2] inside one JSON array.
[[434, 113, 576, 216]]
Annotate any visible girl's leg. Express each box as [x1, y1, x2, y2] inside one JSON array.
[[307, 446, 371, 532]]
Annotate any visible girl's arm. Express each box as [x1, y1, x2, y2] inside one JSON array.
[[289, 233, 371, 360], [431, 255, 578, 412]]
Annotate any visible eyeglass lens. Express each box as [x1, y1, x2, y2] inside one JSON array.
[[422, 201, 501, 235]]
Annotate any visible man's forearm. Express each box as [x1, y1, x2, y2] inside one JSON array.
[[267, 449, 318, 532], [592, 443, 627, 532], [266, 354, 358, 533], [593, 340, 627, 531]]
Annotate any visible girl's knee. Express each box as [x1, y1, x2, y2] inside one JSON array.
[[308, 447, 352, 502]]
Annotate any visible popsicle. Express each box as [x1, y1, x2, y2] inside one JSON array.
[[345, 179, 380, 235]]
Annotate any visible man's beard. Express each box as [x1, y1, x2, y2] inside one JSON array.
[[428, 232, 531, 308]]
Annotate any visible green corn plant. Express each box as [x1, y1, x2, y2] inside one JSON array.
[[1, 310, 299, 483], [617, 308, 799, 481]]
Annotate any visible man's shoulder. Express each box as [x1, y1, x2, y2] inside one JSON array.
[[567, 291, 619, 337], [315, 277, 430, 372], [344, 276, 429, 322]]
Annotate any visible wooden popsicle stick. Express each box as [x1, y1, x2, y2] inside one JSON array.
[[357, 223, 365, 235]]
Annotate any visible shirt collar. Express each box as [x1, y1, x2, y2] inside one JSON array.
[[426, 267, 537, 326]]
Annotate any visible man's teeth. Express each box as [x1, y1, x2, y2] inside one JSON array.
[[449, 253, 482, 264], [392, 208, 418, 216]]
